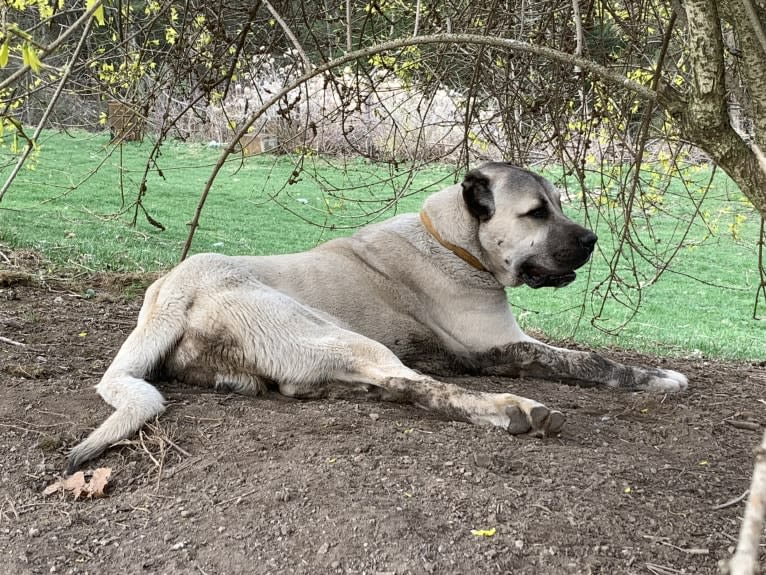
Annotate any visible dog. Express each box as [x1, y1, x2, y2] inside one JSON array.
[[67, 163, 687, 473]]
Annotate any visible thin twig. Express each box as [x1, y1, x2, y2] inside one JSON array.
[[4, 496, 19, 521], [0, 336, 26, 347], [713, 489, 750, 510], [642, 535, 709, 555], [0, 422, 46, 435], [646, 563, 684, 575], [216, 487, 261, 508], [163, 436, 191, 458], [138, 430, 161, 468]]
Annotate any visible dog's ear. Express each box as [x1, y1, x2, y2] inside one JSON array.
[[461, 170, 495, 222]]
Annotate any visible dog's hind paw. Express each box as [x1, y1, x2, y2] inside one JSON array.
[[639, 368, 688, 393], [502, 399, 565, 437]]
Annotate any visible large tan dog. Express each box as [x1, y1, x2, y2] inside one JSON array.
[[67, 163, 687, 472]]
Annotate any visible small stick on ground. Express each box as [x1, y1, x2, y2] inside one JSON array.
[[646, 562, 684, 575], [0, 336, 26, 347], [216, 487, 261, 508], [162, 436, 191, 458], [726, 420, 762, 432], [713, 490, 750, 511]]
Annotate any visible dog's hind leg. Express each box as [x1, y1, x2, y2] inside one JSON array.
[[66, 279, 181, 474], [311, 335, 565, 437]]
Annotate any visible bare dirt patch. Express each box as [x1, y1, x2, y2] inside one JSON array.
[[1, 261, 765, 574]]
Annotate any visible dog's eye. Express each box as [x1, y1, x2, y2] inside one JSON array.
[[526, 206, 548, 219]]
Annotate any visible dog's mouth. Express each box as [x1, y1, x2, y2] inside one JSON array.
[[520, 264, 577, 289]]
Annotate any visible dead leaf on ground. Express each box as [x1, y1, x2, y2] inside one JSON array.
[[43, 468, 112, 499]]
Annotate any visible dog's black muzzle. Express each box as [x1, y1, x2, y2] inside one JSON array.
[[521, 230, 597, 289]]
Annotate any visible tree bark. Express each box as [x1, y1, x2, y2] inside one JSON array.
[[673, 0, 766, 215]]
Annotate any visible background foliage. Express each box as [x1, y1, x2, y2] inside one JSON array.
[[1, 0, 765, 354]]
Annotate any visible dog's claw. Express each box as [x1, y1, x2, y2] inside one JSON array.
[[505, 405, 532, 434], [528, 405, 549, 428]]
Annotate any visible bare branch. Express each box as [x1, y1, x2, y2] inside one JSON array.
[[571, 0, 583, 73], [346, 0, 352, 51], [0, 0, 103, 92], [261, 0, 312, 71], [740, 0, 766, 56], [0, 15, 95, 202], [180, 32, 659, 259], [413, 0, 422, 37]]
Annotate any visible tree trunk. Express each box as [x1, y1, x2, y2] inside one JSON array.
[[673, 0, 766, 215]]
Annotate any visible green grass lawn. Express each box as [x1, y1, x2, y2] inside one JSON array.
[[1, 130, 763, 360]]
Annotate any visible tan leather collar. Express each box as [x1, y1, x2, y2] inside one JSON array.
[[419, 211, 487, 272]]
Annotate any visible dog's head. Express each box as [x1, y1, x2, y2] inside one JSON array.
[[462, 163, 597, 288]]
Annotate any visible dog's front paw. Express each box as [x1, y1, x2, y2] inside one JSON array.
[[638, 368, 688, 393]]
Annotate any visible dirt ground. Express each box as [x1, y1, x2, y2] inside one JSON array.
[[1, 250, 765, 575]]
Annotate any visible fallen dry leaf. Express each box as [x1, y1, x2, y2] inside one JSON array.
[[43, 467, 112, 499], [88, 467, 111, 495]]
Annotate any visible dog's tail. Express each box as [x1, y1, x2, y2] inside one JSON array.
[[66, 279, 182, 474]]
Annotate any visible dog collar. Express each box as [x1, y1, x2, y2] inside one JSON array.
[[419, 211, 488, 272]]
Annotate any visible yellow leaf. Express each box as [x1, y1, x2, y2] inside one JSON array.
[[78, 331, 88, 337], [699, 460, 709, 466], [623, 486, 632, 493], [23, 43, 42, 73], [0, 42, 9, 68], [471, 528, 496, 537], [87, 0, 105, 26]]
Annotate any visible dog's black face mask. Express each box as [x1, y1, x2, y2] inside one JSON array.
[[461, 164, 597, 289]]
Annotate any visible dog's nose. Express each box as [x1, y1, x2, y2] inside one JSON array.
[[579, 231, 598, 251]]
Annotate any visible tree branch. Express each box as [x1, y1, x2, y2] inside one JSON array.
[[179, 32, 659, 260], [740, 0, 766, 56], [571, 0, 584, 73], [0, 12, 95, 202], [261, 0, 311, 70], [0, 0, 103, 92]]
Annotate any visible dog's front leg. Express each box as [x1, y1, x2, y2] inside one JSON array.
[[479, 341, 688, 392]]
